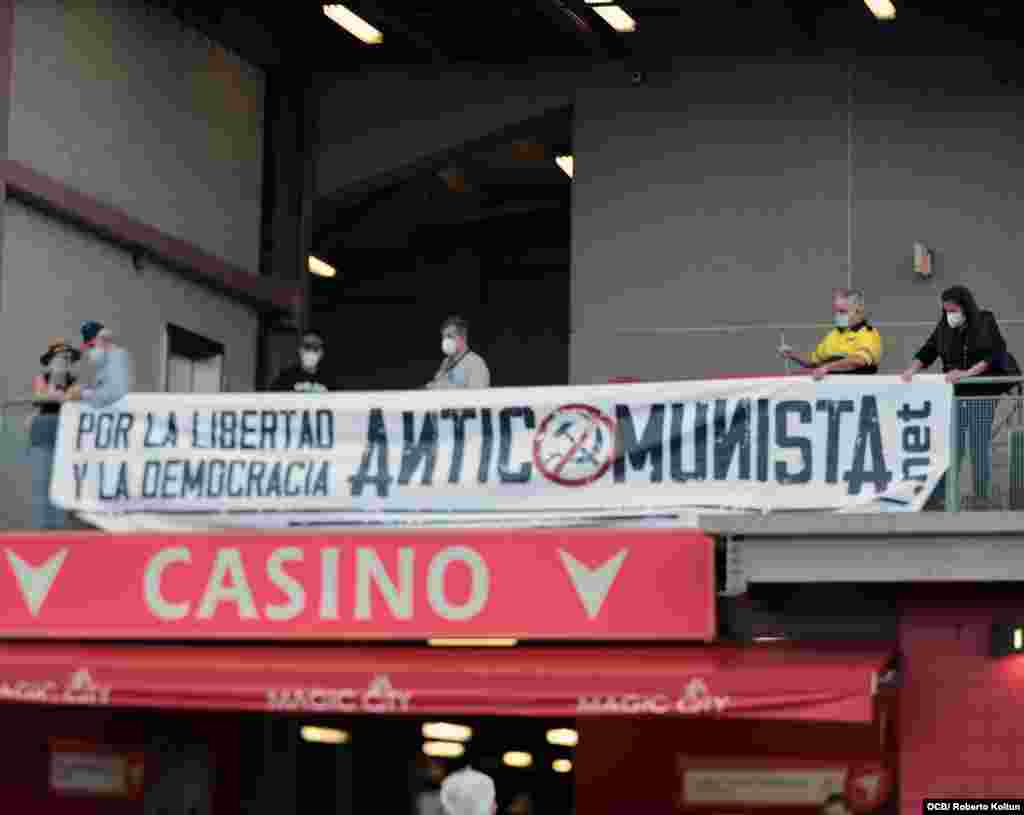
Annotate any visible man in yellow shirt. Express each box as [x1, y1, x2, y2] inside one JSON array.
[[779, 288, 882, 380]]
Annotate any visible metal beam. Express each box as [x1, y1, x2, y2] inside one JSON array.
[[732, 535, 1024, 583], [701, 511, 1024, 539], [533, 0, 615, 59], [354, 0, 448, 62]]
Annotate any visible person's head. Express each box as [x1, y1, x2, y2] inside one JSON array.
[[821, 793, 852, 815], [425, 757, 446, 787], [81, 322, 114, 364], [506, 793, 533, 815], [441, 316, 469, 357], [40, 338, 81, 373], [299, 331, 325, 372], [941, 285, 980, 330], [440, 767, 497, 815], [832, 288, 866, 329]]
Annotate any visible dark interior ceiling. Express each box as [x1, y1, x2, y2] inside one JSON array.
[[178, 1, 1024, 71], [166, 0, 1024, 277]]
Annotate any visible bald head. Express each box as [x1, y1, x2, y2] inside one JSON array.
[[440, 768, 496, 815]]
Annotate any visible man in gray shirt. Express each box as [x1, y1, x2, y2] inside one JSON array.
[[427, 315, 490, 390], [66, 321, 133, 408]]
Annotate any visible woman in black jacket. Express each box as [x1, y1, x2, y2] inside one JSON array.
[[902, 285, 1019, 501]]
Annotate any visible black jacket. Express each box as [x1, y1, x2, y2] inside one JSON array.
[[914, 310, 1019, 395], [268, 365, 334, 393]]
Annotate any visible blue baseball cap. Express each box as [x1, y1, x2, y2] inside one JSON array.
[[81, 321, 105, 348]]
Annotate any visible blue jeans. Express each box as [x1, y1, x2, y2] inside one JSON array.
[[29, 442, 68, 530], [934, 398, 996, 500]]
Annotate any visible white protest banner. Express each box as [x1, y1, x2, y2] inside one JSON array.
[[51, 375, 951, 525]]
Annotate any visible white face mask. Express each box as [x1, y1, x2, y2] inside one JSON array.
[[300, 350, 321, 371], [946, 311, 965, 328], [833, 313, 850, 329], [87, 347, 106, 365], [441, 337, 458, 356]]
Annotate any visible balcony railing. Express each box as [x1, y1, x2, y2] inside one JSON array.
[[941, 377, 1024, 512], [3, 377, 1024, 530]]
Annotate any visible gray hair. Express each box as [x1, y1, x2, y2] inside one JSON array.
[[833, 288, 865, 308], [440, 767, 495, 815]]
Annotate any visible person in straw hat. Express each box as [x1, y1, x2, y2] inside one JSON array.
[[29, 338, 81, 528]]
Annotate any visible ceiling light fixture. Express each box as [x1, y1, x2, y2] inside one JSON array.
[[553, 759, 573, 773], [863, 0, 895, 20], [300, 726, 350, 745], [555, 155, 574, 178], [546, 728, 579, 747], [323, 5, 384, 44], [423, 741, 466, 758], [427, 638, 518, 647], [503, 751, 533, 768], [591, 5, 637, 33], [423, 723, 473, 743], [308, 256, 336, 278]]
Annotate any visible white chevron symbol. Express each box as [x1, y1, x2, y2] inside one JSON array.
[[558, 547, 629, 620], [5, 548, 68, 617]]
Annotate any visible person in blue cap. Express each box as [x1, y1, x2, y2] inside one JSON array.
[[66, 321, 133, 408]]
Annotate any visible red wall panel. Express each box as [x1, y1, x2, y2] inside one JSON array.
[[899, 586, 1024, 813]]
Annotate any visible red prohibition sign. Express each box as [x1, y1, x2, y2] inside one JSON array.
[[532, 403, 617, 487]]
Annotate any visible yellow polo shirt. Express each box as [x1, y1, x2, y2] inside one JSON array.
[[810, 322, 882, 373]]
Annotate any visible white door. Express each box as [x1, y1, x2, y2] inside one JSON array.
[[191, 355, 224, 393]]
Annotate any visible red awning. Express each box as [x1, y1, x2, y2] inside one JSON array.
[[0, 642, 891, 723]]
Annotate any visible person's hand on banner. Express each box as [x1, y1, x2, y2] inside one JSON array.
[[900, 369, 915, 383], [945, 369, 968, 384], [812, 366, 830, 381]]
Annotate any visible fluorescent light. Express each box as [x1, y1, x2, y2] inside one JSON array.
[[592, 5, 636, 33], [555, 155, 574, 178], [308, 256, 336, 278], [754, 635, 786, 643], [323, 5, 383, 44], [1015, 628, 1023, 651], [503, 751, 533, 768], [301, 726, 349, 745], [546, 728, 578, 747], [863, 0, 895, 20], [553, 759, 573, 773], [428, 638, 518, 647], [423, 723, 473, 743], [423, 741, 465, 758]]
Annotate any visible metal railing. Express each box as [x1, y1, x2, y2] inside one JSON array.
[[942, 377, 1024, 512]]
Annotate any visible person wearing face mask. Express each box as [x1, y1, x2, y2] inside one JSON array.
[[778, 288, 883, 381], [269, 331, 333, 392], [65, 322, 133, 409], [29, 338, 81, 529], [902, 285, 1020, 504], [427, 316, 491, 390]]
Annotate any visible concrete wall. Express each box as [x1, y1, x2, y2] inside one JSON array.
[[8, 0, 264, 272], [570, 55, 1024, 383], [0, 201, 259, 528]]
